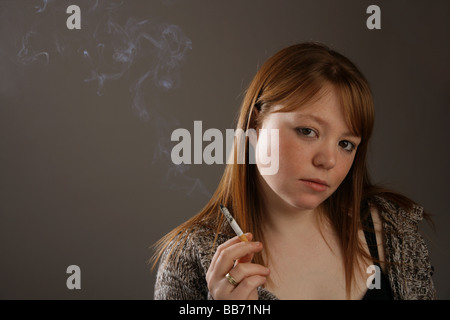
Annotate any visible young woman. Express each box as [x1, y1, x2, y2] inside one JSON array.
[[152, 42, 436, 300]]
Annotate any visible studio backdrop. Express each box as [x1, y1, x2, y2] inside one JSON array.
[[0, 0, 449, 299]]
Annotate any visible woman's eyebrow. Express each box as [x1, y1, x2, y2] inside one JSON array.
[[297, 114, 327, 126], [296, 114, 360, 139]]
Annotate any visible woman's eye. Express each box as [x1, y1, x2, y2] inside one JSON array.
[[339, 140, 355, 152], [296, 127, 317, 138]]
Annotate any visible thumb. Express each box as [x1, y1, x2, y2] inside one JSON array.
[[235, 233, 259, 264]]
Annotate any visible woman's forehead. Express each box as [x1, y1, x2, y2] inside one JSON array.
[[271, 84, 339, 115], [267, 95, 361, 138]]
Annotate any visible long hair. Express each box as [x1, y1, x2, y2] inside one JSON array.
[[151, 42, 425, 298]]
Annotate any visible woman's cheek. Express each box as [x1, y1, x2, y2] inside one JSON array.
[[255, 127, 281, 176]]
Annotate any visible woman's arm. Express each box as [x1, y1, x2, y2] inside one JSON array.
[[154, 236, 209, 300]]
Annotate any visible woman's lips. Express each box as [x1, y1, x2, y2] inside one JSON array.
[[299, 179, 329, 192]]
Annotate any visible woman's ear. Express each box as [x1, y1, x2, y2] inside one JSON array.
[[250, 107, 260, 130], [248, 107, 260, 150]]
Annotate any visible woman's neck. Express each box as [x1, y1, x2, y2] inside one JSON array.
[[261, 202, 326, 242]]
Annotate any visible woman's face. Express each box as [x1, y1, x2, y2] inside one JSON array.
[[254, 85, 361, 212]]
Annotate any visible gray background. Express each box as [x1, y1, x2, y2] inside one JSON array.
[[0, 0, 448, 299]]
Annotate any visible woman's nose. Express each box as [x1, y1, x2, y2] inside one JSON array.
[[312, 144, 336, 170]]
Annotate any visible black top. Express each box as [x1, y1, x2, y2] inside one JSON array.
[[361, 202, 394, 300]]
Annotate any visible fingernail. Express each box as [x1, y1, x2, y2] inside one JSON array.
[[253, 241, 262, 247]]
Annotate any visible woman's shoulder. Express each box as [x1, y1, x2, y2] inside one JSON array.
[[367, 194, 425, 232], [154, 222, 232, 300], [159, 221, 232, 272], [366, 194, 436, 299]]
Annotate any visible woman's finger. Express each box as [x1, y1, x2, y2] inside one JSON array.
[[226, 262, 270, 291], [212, 262, 269, 299], [211, 240, 263, 283], [231, 275, 267, 300], [208, 233, 253, 274]]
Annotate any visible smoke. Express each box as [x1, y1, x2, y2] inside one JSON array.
[[34, 0, 53, 14], [150, 107, 211, 198], [7, 0, 211, 198], [17, 30, 50, 65]]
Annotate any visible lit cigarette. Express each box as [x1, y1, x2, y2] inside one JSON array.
[[219, 204, 249, 242]]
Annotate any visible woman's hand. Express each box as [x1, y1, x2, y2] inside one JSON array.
[[206, 233, 270, 300]]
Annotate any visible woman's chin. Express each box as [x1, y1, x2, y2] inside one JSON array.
[[288, 195, 326, 211]]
